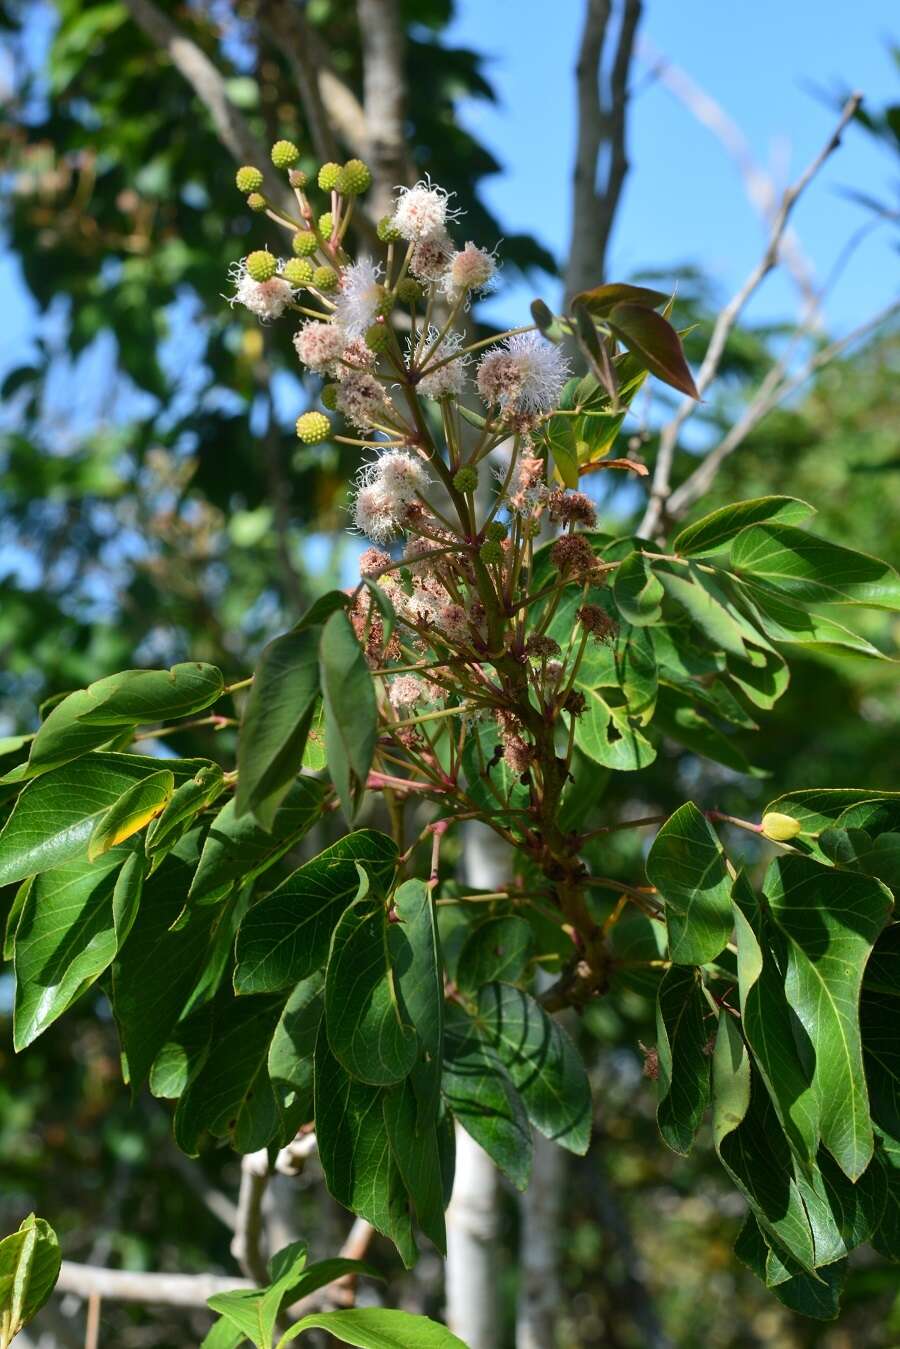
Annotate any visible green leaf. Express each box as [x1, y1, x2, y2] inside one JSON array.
[[234, 831, 397, 995], [22, 662, 223, 777], [732, 577, 889, 659], [174, 993, 287, 1155], [646, 803, 733, 966], [0, 753, 211, 887], [871, 1136, 900, 1261], [392, 880, 444, 1122], [0, 1215, 61, 1347], [672, 496, 813, 558], [655, 966, 711, 1155], [764, 854, 892, 1180], [456, 915, 534, 993], [734, 1215, 845, 1320], [149, 1004, 214, 1101], [606, 302, 698, 398], [189, 778, 326, 906], [13, 848, 129, 1049], [763, 788, 900, 839], [320, 611, 377, 822], [325, 888, 419, 1087], [861, 925, 900, 1148], [278, 1308, 468, 1349], [653, 687, 763, 777], [314, 1035, 416, 1267], [383, 1077, 447, 1252], [711, 1009, 751, 1148], [574, 689, 656, 771], [613, 550, 664, 625], [730, 523, 900, 609], [236, 630, 320, 830], [111, 834, 221, 1089], [473, 983, 592, 1154], [267, 974, 323, 1137], [657, 568, 755, 660], [441, 1003, 532, 1190], [87, 768, 174, 860], [145, 765, 225, 855]]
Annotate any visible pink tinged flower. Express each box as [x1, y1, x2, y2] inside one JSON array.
[[334, 256, 383, 338], [365, 450, 429, 505], [477, 332, 570, 415], [476, 350, 523, 409], [391, 180, 459, 242], [389, 675, 425, 709], [336, 371, 389, 431], [228, 260, 294, 321], [416, 327, 468, 399], [409, 231, 454, 283], [352, 483, 399, 543], [445, 241, 497, 298], [338, 336, 376, 374], [293, 321, 345, 373]]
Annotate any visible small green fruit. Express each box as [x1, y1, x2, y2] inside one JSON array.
[[291, 230, 318, 257], [452, 467, 478, 492], [246, 250, 278, 282], [312, 265, 338, 293], [296, 411, 331, 444], [337, 158, 372, 195], [317, 162, 342, 191], [761, 812, 803, 842], [235, 165, 263, 194], [271, 139, 300, 169], [283, 258, 314, 287]]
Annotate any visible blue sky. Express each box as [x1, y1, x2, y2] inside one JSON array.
[[446, 0, 897, 332]]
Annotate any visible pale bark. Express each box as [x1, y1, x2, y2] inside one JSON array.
[[357, 0, 412, 217], [516, 1125, 565, 1349]]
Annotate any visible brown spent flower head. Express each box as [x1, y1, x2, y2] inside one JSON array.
[[563, 689, 587, 717], [504, 735, 534, 775], [551, 533, 596, 578], [526, 635, 561, 659], [548, 489, 597, 529], [577, 604, 617, 643]]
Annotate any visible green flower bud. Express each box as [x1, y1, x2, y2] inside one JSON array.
[[321, 383, 340, 411], [312, 265, 338, 293], [235, 165, 263, 194], [288, 167, 308, 189], [377, 215, 402, 243], [396, 277, 424, 304], [317, 211, 334, 238], [283, 257, 314, 287], [246, 249, 278, 282], [317, 161, 342, 191], [452, 467, 478, 493], [365, 323, 391, 353], [271, 139, 300, 169], [486, 521, 508, 542], [337, 158, 372, 196], [291, 229, 318, 257], [479, 540, 503, 565], [761, 812, 802, 842], [246, 192, 266, 213], [374, 286, 395, 317], [296, 411, 331, 444]]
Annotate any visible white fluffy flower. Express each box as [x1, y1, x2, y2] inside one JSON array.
[[293, 320, 345, 373], [352, 483, 399, 543], [336, 370, 389, 431], [477, 331, 570, 414], [409, 231, 453, 282], [227, 260, 293, 321], [389, 675, 426, 709], [362, 449, 429, 504], [443, 241, 497, 301], [391, 179, 459, 242], [415, 327, 468, 399], [333, 257, 383, 338]]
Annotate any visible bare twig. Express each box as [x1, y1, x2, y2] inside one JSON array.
[[120, 0, 291, 212], [256, 0, 340, 164], [357, 0, 412, 217], [666, 299, 899, 517], [83, 1294, 101, 1349], [231, 1148, 271, 1286], [55, 1264, 255, 1307], [565, 0, 643, 303], [637, 92, 862, 539]]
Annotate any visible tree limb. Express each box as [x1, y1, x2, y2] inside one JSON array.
[[637, 91, 862, 539], [357, 0, 412, 217], [231, 1148, 271, 1285], [55, 1263, 255, 1307]]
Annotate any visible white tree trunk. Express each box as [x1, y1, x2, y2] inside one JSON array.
[[445, 822, 508, 1347]]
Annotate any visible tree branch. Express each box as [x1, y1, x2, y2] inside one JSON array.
[[231, 1148, 271, 1286], [357, 0, 412, 217], [55, 1263, 255, 1307], [120, 0, 291, 211], [637, 91, 862, 539]]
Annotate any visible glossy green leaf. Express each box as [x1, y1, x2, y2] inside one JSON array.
[[0, 753, 211, 887], [384, 1077, 446, 1252], [279, 1308, 468, 1348], [145, 765, 225, 855], [734, 1215, 845, 1320], [441, 1003, 532, 1190], [711, 1009, 751, 1148], [730, 523, 900, 608], [655, 966, 711, 1155], [764, 854, 892, 1180], [392, 879, 444, 1121], [325, 889, 418, 1087], [654, 687, 763, 777], [23, 662, 223, 777], [456, 915, 534, 993], [733, 577, 889, 659], [0, 1214, 61, 1347], [473, 983, 592, 1154], [320, 610, 377, 822], [657, 568, 756, 660], [268, 974, 323, 1137], [606, 302, 698, 398], [234, 830, 397, 995], [613, 550, 664, 625], [574, 689, 656, 771], [672, 496, 813, 558], [87, 768, 174, 860], [646, 803, 733, 965]]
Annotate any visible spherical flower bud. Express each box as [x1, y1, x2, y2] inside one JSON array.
[[312, 265, 338, 293], [321, 382, 340, 410], [317, 162, 342, 191], [504, 735, 534, 775], [283, 257, 314, 287], [317, 211, 334, 238], [452, 466, 478, 493], [246, 249, 278, 282], [271, 139, 300, 169], [377, 215, 403, 242], [296, 411, 331, 443], [365, 323, 390, 353], [486, 521, 508, 542], [396, 277, 424, 304], [338, 158, 373, 195], [235, 165, 263, 194], [291, 230, 318, 257], [374, 287, 395, 317], [246, 192, 266, 213], [479, 539, 503, 565], [761, 812, 802, 842], [288, 168, 308, 189]]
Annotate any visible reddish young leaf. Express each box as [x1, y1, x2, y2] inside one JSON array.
[[607, 303, 699, 399], [572, 282, 669, 316]]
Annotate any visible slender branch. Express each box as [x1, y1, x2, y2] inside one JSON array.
[[231, 1149, 270, 1285], [357, 0, 412, 217], [257, 0, 340, 164], [637, 91, 863, 539], [54, 1264, 255, 1307]]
